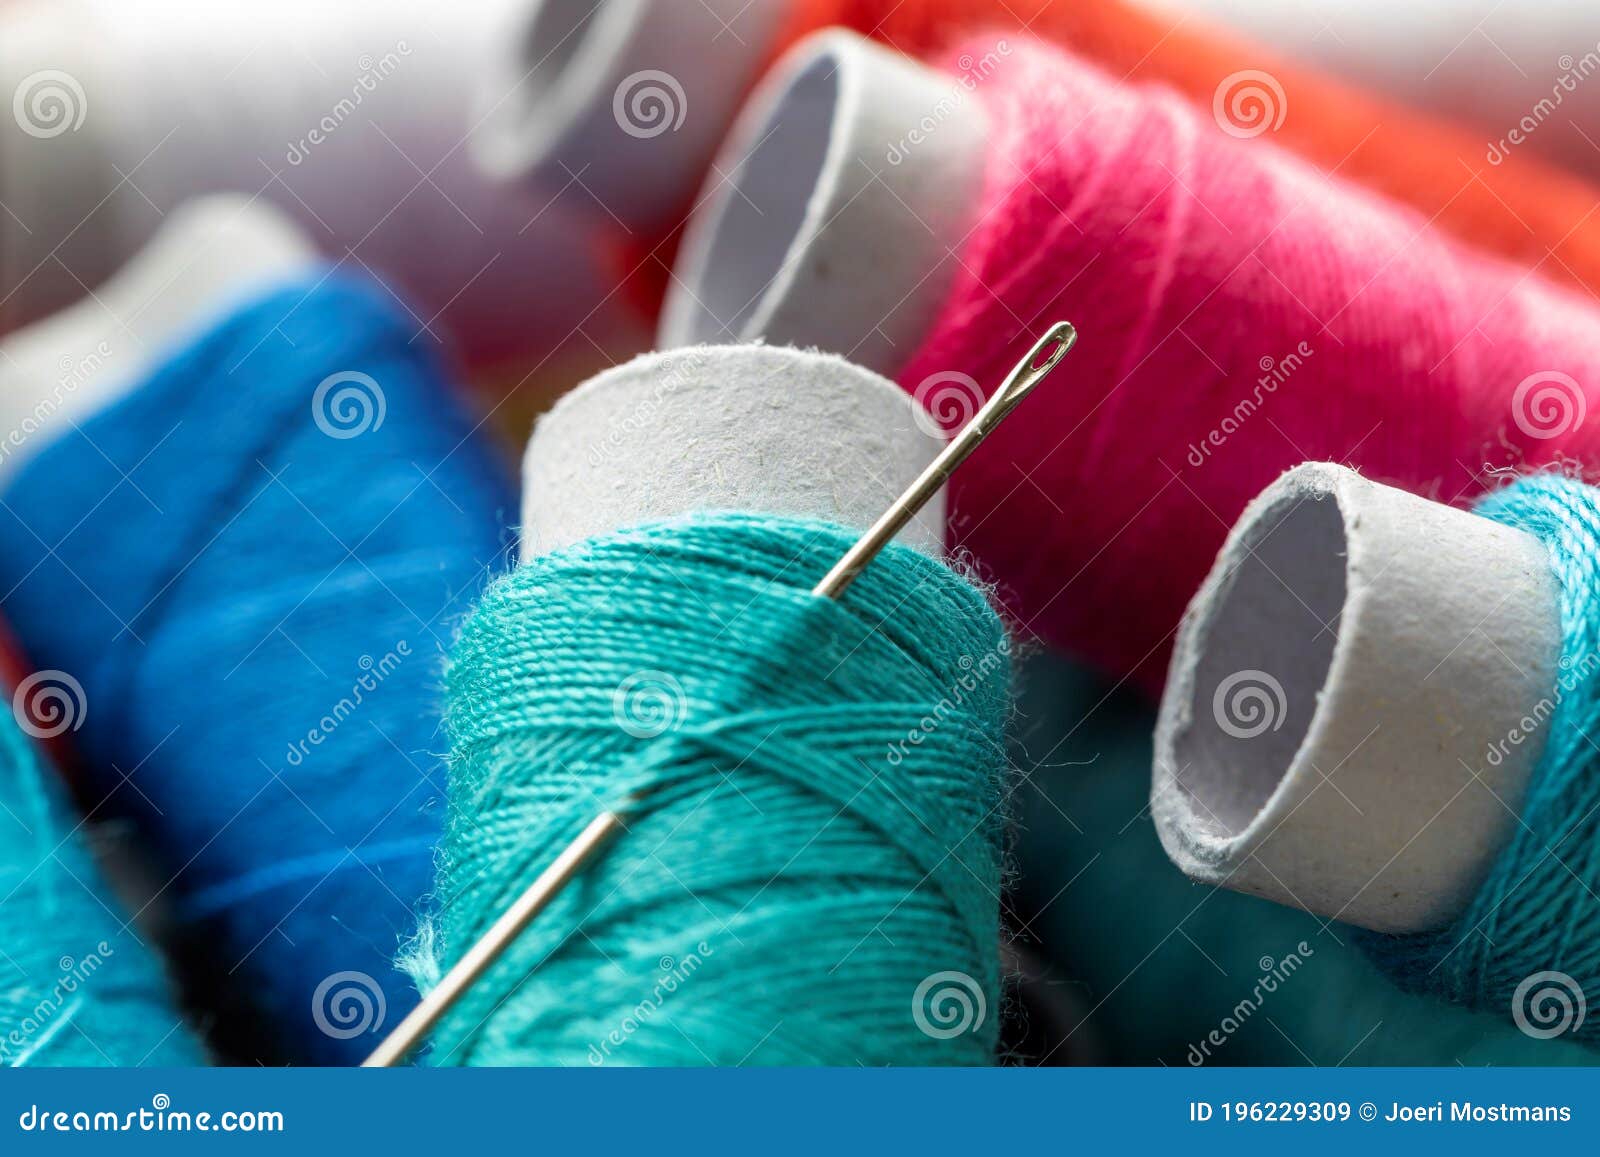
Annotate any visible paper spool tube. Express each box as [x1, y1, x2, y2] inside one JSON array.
[[1151, 462, 1563, 933], [0, 5, 115, 332], [520, 344, 945, 560], [658, 30, 988, 377], [0, 195, 317, 488], [473, 0, 787, 228]]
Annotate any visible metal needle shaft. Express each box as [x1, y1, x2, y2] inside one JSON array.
[[812, 320, 1076, 599], [361, 810, 625, 1067], [363, 321, 1077, 1066]]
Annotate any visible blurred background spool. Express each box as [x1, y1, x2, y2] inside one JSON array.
[[0, 647, 203, 1066], [0, 228, 514, 1063], [0, 196, 316, 487], [481, 0, 1600, 318], [0, 0, 621, 378], [473, 0, 786, 231], [1136, 0, 1600, 181]]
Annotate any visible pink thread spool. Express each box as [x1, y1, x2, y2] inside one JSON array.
[[663, 30, 1600, 689]]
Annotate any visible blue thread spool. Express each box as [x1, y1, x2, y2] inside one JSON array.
[[0, 271, 513, 1063]]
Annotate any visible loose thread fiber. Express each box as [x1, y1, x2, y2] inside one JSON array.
[[0, 664, 202, 1066], [613, 0, 1600, 314], [1359, 474, 1600, 1035], [411, 513, 1011, 1066], [895, 38, 1600, 689], [0, 271, 514, 1064]]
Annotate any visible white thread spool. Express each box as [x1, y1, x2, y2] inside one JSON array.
[[0, 0, 606, 361], [521, 344, 945, 559], [473, 0, 786, 230], [0, 195, 317, 487], [658, 30, 988, 376], [1151, 463, 1562, 933]]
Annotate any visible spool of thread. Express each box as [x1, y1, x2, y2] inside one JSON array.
[[417, 513, 1010, 1065], [0, 650, 203, 1066], [494, 0, 1600, 314], [0, 265, 514, 1063], [766, 0, 1600, 296], [1013, 651, 1599, 1065], [401, 343, 1008, 1064], [1141, 0, 1600, 180], [0, 195, 317, 487], [666, 30, 1600, 692], [474, 0, 786, 231], [1153, 463, 1600, 1035], [0, 0, 611, 371]]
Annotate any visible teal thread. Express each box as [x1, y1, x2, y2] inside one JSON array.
[[1363, 473, 1600, 1036], [0, 715, 202, 1065], [409, 512, 1011, 1066]]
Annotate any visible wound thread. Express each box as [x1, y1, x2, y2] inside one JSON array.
[[410, 513, 1011, 1066], [1362, 473, 1600, 1036]]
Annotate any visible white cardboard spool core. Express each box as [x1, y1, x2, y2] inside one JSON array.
[[0, 195, 316, 487], [1152, 463, 1562, 933], [521, 344, 945, 560], [658, 30, 988, 377], [474, 0, 785, 228], [0, 5, 116, 331]]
